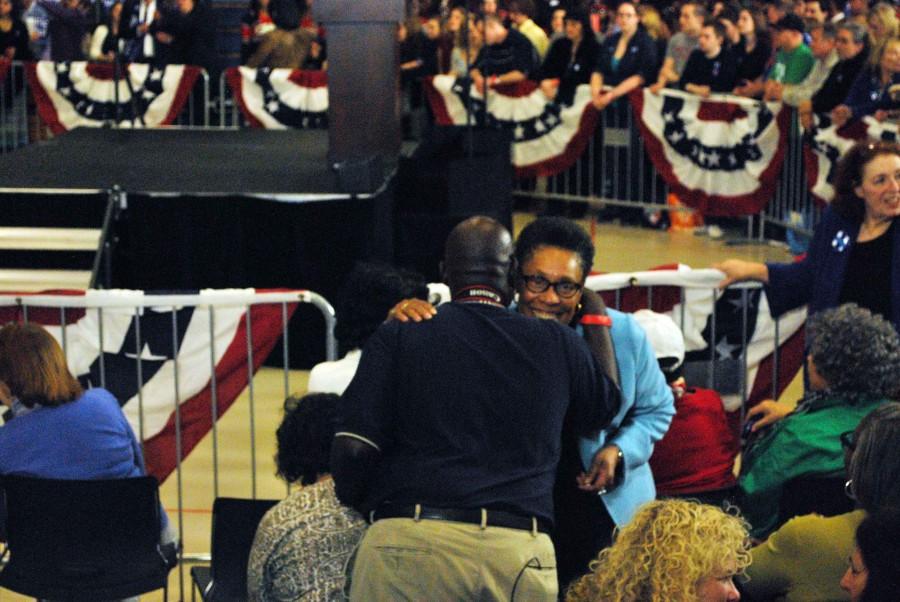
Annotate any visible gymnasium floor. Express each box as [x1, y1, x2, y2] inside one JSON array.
[[1, 215, 799, 601]]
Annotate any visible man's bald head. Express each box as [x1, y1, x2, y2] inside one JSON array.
[[442, 216, 514, 302]]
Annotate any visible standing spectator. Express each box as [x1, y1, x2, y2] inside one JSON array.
[[639, 3, 670, 76], [508, 0, 548, 60], [680, 18, 738, 97], [777, 21, 839, 105], [549, 5, 565, 42], [732, 5, 773, 97], [649, 0, 705, 92], [246, 23, 313, 69], [767, 0, 795, 27], [591, 1, 658, 110], [120, 0, 160, 63], [798, 21, 868, 128], [765, 13, 815, 96], [841, 0, 870, 27], [246, 393, 366, 602], [332, 216, 619, 601], [37, 0, 89, 61], [537, 7, 599, 106], [449, 11, 482, 76], [87, 0, 122, 61], [832, 37, 900, 127], [470, 13, 538, 93], [0, 0, 32, 60], [21, 0, 48, 59], [841, 508, 900, 602], [565, 499, 751, 602], [154, 0, 218, 74], [716, 140, 900, 333], [805, 0, 830, 24], [239, 0, 273, 64], [866, 2, 899, 67]]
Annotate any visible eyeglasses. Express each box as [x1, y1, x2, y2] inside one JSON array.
[[840, 430, 856, 452], [519, 273, 583, 298]]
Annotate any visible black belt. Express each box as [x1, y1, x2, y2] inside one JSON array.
[[370, 503, 551, 534]]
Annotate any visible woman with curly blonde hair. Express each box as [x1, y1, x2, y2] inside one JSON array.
[[565, 499, 751, 602]]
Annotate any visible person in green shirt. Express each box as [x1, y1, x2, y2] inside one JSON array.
[[765, 13, 815, 100], [738, 303, 900, 540]]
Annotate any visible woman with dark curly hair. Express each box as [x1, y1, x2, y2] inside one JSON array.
[[716, 140, 900, 333], [247, 392, 366, 602], [738, 304, 900, 539], [565, 499, 751, 602]]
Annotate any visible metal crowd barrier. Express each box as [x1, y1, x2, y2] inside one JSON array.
[[584, 269, 806, 415], [0, 61, 213, 155], [217, 70, 244, 129], [512, 97, 816, 241], [0, 289, 336, 600]]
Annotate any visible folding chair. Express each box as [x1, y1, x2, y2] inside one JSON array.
[[191, 497, 279, 602], [0, 474, 177, 601]]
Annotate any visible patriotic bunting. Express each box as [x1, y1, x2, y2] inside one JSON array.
[[0, 289, 298, 482], [24, 61, 200, 134], [630, 89, 791, 217], [423, 74, 599, 178], [224, 67, 328, 129], [803, 115, 900, 205]]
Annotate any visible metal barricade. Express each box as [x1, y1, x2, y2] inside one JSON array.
[[584, 269, 807, 415], [0, 289, 337, 600], [218, 70, 244, 129], [0, 61, 30, 154], [513, 96, 818, 241]]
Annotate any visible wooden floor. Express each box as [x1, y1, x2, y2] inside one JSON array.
[[1, 215, 800, 601]]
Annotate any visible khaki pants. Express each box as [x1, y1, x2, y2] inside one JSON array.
[[349, 517, 558, 601]]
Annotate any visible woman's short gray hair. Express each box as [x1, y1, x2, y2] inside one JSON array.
[[807, 304, 900, 397]]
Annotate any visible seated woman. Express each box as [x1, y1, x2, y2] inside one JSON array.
[[590, 1, 658, 111], [832, 37, 900, 127], [742, 402, 900, 601], [307, 262, 428, 395], [841, 507, 900, 602], [565, 499, 751, 601], [247, 393, 366, 602], [738, 303, 900, 539], [0, 322, 174, 541]]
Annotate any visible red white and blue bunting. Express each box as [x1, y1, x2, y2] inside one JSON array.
[[225, 67, 328, 129], [423, 74, 599, 178], [630, 89, 791, 217], [803, 115, 900, 205], [25, 61, 200, 134]]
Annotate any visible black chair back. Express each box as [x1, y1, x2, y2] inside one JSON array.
[[0, 474, 173, 601], [779, 473, 856, 524], [194, 497, 278, 601]]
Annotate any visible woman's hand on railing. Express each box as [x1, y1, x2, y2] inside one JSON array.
[[713, 259, 769, 289]]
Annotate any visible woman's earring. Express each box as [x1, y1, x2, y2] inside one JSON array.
[[844, 479, 856, 501]]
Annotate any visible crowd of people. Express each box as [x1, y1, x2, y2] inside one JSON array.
[[389, 0, 900, 128], [2, 0, 900, 600]]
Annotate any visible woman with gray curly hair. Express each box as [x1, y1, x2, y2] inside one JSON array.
[[738, 303, 900, 540]]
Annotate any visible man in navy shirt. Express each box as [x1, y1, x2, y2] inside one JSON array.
[[680, 19, 737, 97], [332, 216, 619, 601]]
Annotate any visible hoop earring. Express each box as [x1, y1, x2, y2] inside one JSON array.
[[844, 479, 856, 501]]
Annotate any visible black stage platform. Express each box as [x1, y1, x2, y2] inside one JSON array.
[[0, 128, 394, 367], [0, 128, 363, 199]]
